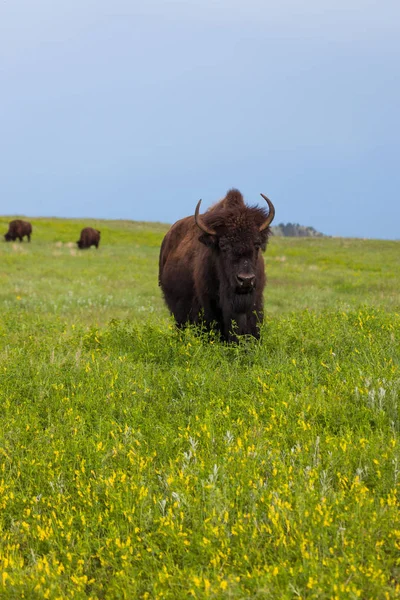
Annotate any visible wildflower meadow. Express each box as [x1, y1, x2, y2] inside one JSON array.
[[0, 217, 399, 599]]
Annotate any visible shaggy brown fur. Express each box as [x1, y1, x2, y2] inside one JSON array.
[[4, 220, 32, 242], [159, 189, 274, 342], [77, 227, 101, 249]]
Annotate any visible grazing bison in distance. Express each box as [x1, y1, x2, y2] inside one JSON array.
[[77, 227, 101, 249], [159, 188, 275, 342], [4, 220, 32, 242]]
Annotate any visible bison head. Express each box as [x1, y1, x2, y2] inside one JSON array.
[[194, 194, 275, 296], [4, 232, 13, 242]]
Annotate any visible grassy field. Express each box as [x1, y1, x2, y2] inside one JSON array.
[[0, 216, 399, 599]]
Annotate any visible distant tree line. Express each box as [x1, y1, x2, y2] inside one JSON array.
[[271, 223, 326, 237]]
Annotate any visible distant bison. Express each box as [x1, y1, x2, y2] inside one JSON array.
[[4, 220, 32, 242], [159, 188, 275, 342], [77, 227, 101, 249]]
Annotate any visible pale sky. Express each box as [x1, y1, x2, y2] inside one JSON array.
[[1, 1, 399, 238]]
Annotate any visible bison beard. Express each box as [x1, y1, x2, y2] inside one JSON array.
[[159, 189, 275, 342]]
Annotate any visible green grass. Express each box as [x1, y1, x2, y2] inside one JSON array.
[[0, 217, 399, 599]]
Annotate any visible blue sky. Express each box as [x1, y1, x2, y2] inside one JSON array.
[[1, 1, 399, 238]]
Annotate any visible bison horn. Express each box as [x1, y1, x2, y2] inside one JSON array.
[[259, 194, 275, 231], [194, 200, 217, 236]]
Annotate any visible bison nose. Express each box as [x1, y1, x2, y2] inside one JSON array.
[[236, 273, 255, 287]]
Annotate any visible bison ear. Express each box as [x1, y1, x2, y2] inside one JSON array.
[[260, 230, 270, 252], [198, 233, 218, 249]]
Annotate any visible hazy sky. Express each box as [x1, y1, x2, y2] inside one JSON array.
[[1, 1, 399, 238]]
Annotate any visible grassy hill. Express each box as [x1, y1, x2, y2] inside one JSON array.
[[1, 216, 399, 325], [0, 217, 399, 599]]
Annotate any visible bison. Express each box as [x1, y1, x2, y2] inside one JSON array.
[[159, 188, 275, 342], [77, 227, 101, 249], [4, 220, 32, 242]]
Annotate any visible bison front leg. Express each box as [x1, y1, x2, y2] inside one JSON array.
[[199, 298, 224, 337], [223, 314, 243, 343], [247, 309, 263, 339], [172, 297, 200, 329], [224, 310, 263, 342]]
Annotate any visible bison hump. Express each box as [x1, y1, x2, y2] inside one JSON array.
[[224, 189, 245, 208]]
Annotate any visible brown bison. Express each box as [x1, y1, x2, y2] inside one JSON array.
[[4, 220, 32, 242], [159, 189, 275, 342], [77, 227, 101, 249]]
